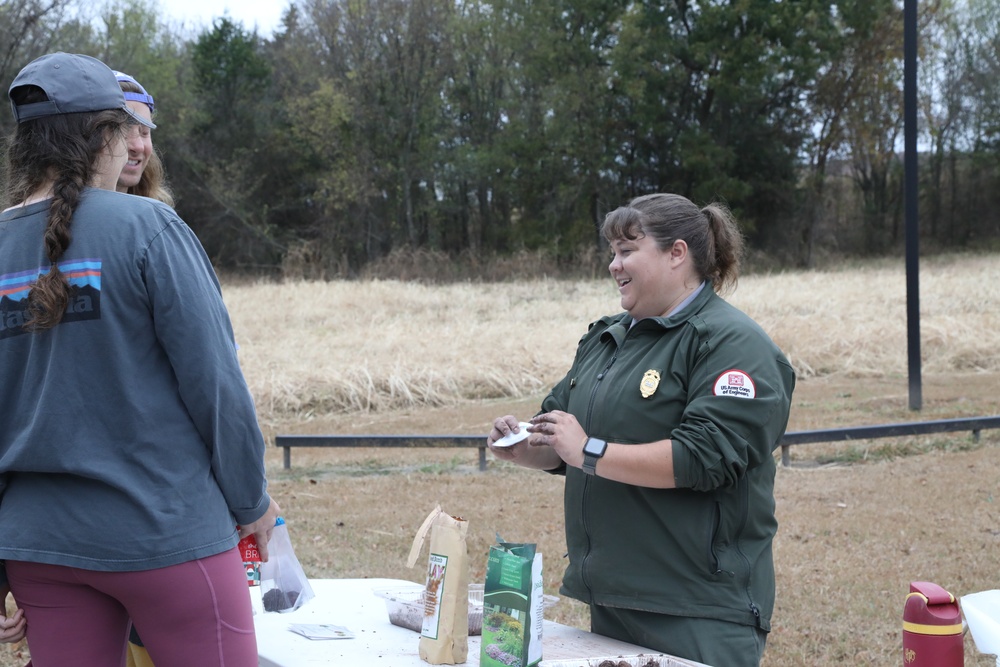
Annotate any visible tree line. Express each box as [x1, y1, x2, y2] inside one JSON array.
[[2, 0, 998, 279]]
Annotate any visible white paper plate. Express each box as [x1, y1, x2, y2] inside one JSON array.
[[492, 422, 532, 448]]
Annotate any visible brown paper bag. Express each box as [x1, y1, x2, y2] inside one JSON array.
[[407, 505, 470, 664]]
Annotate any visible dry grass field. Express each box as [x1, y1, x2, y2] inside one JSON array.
[[3, 253, 1000, 666]]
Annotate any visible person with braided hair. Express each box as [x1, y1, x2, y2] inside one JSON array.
[[0, 52, 279, 666]]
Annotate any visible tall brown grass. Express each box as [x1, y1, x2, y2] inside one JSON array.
[[226, 252, 1000, 430]]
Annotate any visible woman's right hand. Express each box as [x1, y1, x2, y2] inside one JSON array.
[[487, 415, 563, 470], [487, 415, 527, 462]]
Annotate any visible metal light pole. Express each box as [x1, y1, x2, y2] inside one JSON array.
[[904, 0, 922, 410]]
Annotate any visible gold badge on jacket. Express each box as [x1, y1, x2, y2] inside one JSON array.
[[640, 369, 661, 398]]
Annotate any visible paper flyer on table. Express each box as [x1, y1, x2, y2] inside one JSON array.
[[288, 623, 355, 640]]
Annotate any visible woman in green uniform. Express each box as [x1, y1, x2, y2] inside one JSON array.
[[488, 192, 795, 667]]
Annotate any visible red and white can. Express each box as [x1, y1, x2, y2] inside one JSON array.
[[238, 531, 262, 587]]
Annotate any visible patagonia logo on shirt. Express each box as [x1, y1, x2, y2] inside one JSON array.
[[0, 259, 103, 339], [713, 369, 756, 398]]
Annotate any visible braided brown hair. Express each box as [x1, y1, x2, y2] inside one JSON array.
[[4, 85, 131, 330]]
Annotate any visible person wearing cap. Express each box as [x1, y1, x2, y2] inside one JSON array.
[[112, 69, 175, 667], [0, 52, 280, 666], [113, 71, 174, 207]]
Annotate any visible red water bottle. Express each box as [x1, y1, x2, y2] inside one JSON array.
[[902, 581, 964, 666]]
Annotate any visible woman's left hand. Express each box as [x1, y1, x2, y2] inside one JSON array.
[[530, 410, 587, 468], [0, 586, 25, 644]]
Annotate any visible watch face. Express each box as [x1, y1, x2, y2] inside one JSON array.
[[584, 438, 607, 456]]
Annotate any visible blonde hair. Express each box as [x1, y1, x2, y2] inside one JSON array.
[[118, 78, 174, 207], [131, 148, 174, 207]]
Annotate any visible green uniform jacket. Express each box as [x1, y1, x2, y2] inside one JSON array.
[[543, 287, 795, 632]]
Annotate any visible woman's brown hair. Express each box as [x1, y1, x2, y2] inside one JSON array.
[[601, 192, 745, 295], [4, 85, 131, 330]]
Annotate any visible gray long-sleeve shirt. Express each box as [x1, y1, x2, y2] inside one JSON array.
[[0, 189, 270, 573]]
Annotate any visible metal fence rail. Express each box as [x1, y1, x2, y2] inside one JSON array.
[[276, 415, 1000, 471], [275, 435, 489, 471], [777, 415, 1000, 467]]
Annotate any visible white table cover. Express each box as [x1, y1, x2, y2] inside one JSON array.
[[255, 578, 708, 666]]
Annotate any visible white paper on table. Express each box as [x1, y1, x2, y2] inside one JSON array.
[[288, 623, 355, 640]]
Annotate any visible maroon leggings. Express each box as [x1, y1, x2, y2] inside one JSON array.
[[6, 548, 257, 667]]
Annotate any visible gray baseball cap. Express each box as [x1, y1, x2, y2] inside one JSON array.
[[9, 52, 156, 129]]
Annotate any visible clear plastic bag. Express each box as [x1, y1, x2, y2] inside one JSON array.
[[258, 517, 315, 613]]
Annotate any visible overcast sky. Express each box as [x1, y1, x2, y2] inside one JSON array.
[[156, 0, 288, 38]]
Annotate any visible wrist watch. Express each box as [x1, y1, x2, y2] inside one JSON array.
[[582, 437, 608, 476]]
